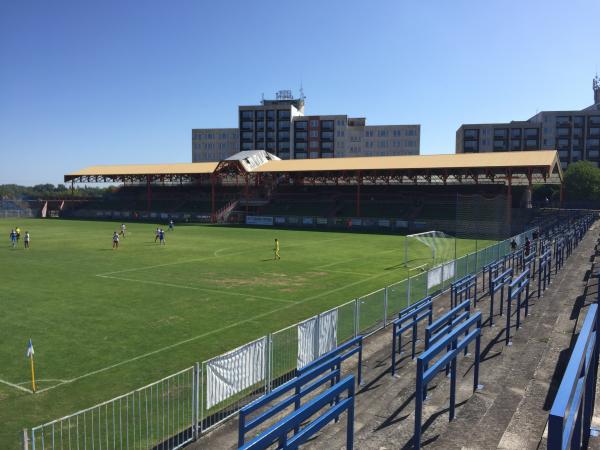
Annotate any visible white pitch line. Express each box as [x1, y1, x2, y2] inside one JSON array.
[[16, 379, 69, 386], [0, 378, 33, 393], [314, 248, 401, 270], [97, 236, 350, 277], [320, 269, 373, 277], [97, 274, 295, 304], [36, 262, 405, 394]]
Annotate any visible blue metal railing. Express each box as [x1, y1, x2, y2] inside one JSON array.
[[548, 304, 599, 450], [414, 313, 483, 450], [239, 375, 356, 450], [238, 356, 342, 447], [391, 297, 433, 375], [490, 268, 513, 328], [505, 268, 531, 346]]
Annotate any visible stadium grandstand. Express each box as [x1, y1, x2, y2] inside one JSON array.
[[61, 150, 562, 238]]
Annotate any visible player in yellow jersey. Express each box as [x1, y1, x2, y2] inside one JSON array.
[[274, 238, 280, 260]]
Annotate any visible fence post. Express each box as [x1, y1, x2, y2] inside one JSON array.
[[314, 314, 321, 360], [192, 363, 198, 439], [21, 429, 29, 450], [266, 334, 272, 393], [354, 299, 359, 337], [407, 276, 412, 308], [383, 287, 388, 327], [199, 362, 204, 436]]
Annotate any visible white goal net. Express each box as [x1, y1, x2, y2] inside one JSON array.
[[405, 230, 456, 268]]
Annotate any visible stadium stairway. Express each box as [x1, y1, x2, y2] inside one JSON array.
[[186, 223, 600, 450]]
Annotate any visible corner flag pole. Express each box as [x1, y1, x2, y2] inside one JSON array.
[[26, 339, 36, 393], [30, 355, 36, 393]]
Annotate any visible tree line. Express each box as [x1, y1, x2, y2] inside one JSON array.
[[0, 184, 114, 200]]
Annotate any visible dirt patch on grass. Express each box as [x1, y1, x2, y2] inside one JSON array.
[[213, 271, 329, 289]]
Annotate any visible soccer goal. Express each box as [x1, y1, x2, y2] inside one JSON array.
[[405, 230, 456, 268]]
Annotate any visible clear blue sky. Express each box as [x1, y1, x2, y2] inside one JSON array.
[[1, 0, 598, 185]]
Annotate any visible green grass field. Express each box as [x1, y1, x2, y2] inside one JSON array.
[[0, 218, 492, 449]]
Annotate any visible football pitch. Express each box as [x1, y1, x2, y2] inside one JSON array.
[[0, 218, 493, 449]]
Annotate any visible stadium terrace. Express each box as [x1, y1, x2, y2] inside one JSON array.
[[64, 150, 563, 219]]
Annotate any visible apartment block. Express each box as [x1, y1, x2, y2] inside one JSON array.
[[192, 91, 420, 162], [456, 76, 600, 169]]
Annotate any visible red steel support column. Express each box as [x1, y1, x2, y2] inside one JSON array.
[[146, 175, 152, 212], [507, 173, 512, 232], [356, 171, 361, 217], [560, 182, 564, 207], [211, 174, 216, 223], [245, 174, 249, 214]]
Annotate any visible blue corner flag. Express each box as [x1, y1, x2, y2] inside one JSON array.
[[26, 339, 34, 358]]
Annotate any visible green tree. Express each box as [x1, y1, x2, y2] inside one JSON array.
[[563, 161, 600, 201]]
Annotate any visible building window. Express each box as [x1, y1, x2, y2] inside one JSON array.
[[241, 111, 253, 120], [295, 131, 307, 140], [309, 141, 318, 149], [525, 139, 538, 149], [295, 142, 307, 151], [267, 121, 275, 130], [573, 116, 584, 127], [590, 127, 600, 136], [295, 121, 308, 130], [309, 130, 319, 138], [556, 116, 570, 126], [278, 110, 291, 120], [321, 120, 334, 131], [267, 110, 275, 120], [510, 129, 521, 138], [525, 128, 538, 138], [494, 128, 508, 138], [241, 121, 253, 130], [278, 131, 289, 140], [587, 138, 600, 148]]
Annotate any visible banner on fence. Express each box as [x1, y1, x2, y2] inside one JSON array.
[[427, 266, 443, 289], [316, 217, 328, 225], [275, 216, 286, 224], [297, 309, 338, 369], [246, 216, 274, 226], [442, 260, 455, 282], [302, 217, 314, 225], [206, 337, 267, 409]]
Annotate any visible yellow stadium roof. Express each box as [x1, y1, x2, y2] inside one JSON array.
[[65, 162, 218, 178], [65, 150, 562, 184], [252, 150, 560, 173]]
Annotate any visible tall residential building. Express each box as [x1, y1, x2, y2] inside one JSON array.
[[192, 128, 239, 162], [192, 90, 420, 162], [456, 76, 600, 169]]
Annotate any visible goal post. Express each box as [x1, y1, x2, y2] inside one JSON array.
[[405, 230, 457, 268]]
